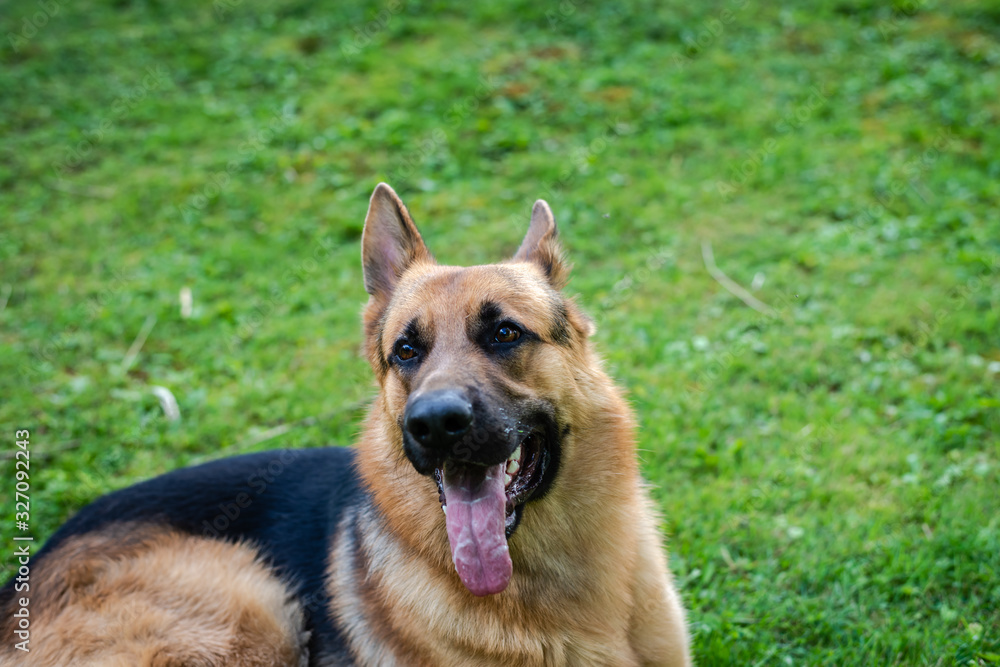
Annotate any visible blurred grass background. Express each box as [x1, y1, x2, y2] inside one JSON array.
[[1, 0, 999, 664]]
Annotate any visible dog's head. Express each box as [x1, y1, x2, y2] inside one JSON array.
[[359, 183, 598, 596]]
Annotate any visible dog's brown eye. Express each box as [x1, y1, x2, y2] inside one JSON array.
[[494, 325, 520, 344], [395, 342, 418, 361]]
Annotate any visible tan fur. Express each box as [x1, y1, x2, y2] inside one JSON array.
[[0, 524, 306, 667], [335, 184, 691, 665]]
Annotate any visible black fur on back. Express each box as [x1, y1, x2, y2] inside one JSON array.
[[1, 447, 366, 664]]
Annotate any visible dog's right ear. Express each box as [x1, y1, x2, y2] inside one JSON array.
[[361, 183, 431, 301], [513, 199, 568, 289]]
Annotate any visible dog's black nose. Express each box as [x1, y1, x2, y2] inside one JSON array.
[[404, 391, 473, 454]]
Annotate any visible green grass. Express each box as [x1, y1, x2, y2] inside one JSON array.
[[2, 0, 999, 664]]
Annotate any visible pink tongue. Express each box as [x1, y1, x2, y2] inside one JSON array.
[[442, 462, 512, 596]]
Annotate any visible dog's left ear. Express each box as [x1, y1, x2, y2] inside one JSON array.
[[362, 182, 432, 302], [514, 199, 568, 289]]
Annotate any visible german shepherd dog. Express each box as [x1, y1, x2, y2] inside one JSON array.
[[1, 184, 691, 666]]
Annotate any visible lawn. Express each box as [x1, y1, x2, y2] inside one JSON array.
[[1, 0, 999, 664]]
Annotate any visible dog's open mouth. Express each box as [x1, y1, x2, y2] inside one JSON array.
[[433, 432, 550, 596]]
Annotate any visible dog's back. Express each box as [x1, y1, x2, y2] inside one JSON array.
[[0, 448, 362, 665]]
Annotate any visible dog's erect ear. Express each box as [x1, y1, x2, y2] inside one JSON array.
[[362, 183, 432, 300], [513, 199, 567, 288]]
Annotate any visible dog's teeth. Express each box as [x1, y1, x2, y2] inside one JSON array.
[[511, 446, 522, 462], [504, 473, 512, 487], [506, 459, 519, 475], [442, 505, 447, 515]]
